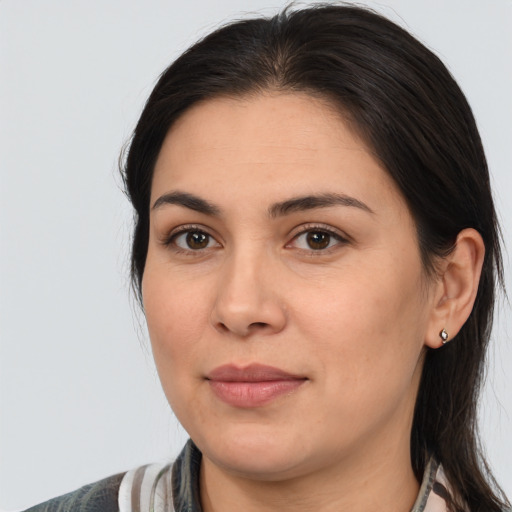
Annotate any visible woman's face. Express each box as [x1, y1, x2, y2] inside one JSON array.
[[143, 93, 439, 481]]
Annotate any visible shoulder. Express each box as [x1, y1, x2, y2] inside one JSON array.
[[22, 441, 196, 512], [22, 472, 125, 512]]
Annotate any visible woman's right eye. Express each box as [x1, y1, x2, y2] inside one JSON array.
[[169, 229, 220, 251]]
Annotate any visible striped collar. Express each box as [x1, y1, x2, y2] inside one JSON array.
[[119, 440, 454, 512]]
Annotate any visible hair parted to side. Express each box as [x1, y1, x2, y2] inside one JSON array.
[[120, 4, 508, 511]]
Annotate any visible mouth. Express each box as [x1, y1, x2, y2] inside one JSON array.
[[206, 363, 308, 408]]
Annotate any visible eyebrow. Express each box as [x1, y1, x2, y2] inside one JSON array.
[[152, 191, 221, 216], [152, 190, 373, 217], [267, 193, 374, 218]]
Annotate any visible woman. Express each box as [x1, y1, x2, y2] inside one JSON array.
[[23, 4, 510, 512]]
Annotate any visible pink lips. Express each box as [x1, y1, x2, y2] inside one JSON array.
[[206, 364, 307, 408]]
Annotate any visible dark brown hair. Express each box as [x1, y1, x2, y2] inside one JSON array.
[[121, 4, 508, 511]]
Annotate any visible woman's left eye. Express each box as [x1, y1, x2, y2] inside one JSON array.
[[289, 228, 347, 251]]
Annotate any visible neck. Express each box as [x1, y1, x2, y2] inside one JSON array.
[[199, 431, 420, 512]]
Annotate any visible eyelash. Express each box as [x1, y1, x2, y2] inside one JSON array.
[[162, 224, 220, 255], [162, 223, 349, 256], [287, 223, 349, 254]]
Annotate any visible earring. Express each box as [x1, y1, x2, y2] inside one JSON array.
[[439, 329, 449, 344]]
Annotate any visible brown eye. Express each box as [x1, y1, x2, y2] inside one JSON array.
[[289, 227, 348, 252], [306, 231, 331, 250], [186, 231, 209, 249], [170, 229, 220, 251]]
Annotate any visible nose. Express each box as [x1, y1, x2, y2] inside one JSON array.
[[211, 251, 287, 338]]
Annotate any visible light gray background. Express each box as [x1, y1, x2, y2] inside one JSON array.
[[1, 0, 511, 510]]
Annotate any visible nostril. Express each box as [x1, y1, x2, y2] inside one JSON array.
[[249, 322, 269, 330], [217, 322, 230, 333]]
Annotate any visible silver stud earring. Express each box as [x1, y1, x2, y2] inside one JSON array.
[[440, 329, 449, 344]]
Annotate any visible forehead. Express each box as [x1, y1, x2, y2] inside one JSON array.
[[151, 92, 404, 215], [156, 92, 363, 167]]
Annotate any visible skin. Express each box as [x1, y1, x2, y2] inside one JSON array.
[[142, 92, 484, 512]]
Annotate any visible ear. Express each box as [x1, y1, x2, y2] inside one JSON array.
[[424, 228, 485, 349]]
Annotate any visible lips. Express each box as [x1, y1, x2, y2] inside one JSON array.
[[206, 364, 307, 408]]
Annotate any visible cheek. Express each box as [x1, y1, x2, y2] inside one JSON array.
[[294, 260, 428, 401], [299, 262, 425, 339], [142, 272, 214, 428], [142, 265, 211, 380]]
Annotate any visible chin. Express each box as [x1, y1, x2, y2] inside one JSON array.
[[192, 424, 312, 480]]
